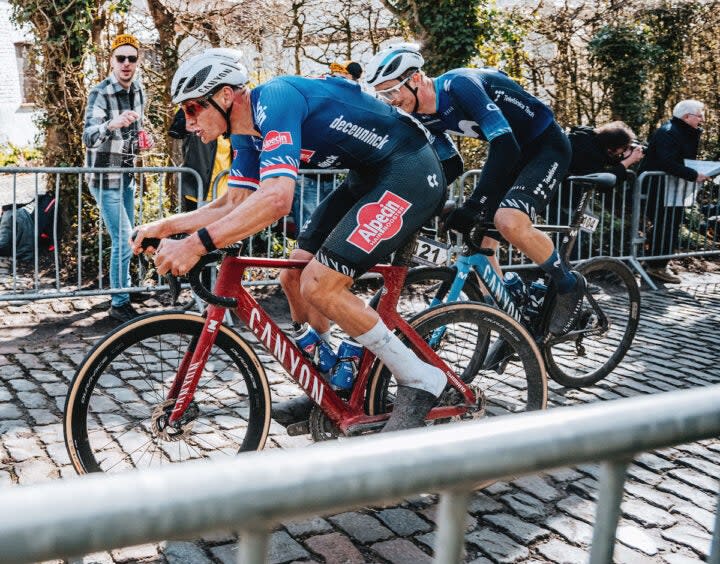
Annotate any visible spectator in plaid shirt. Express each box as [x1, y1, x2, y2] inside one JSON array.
[[83, 33, 150, 322]]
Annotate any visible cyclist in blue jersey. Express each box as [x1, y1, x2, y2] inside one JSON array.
[[131, 48, 450, 432], [366, 43, 585, 337]]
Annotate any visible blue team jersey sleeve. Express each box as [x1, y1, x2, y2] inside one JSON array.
[[446, 74, 513, 142], [229, 134, 261, 191], [255, 80, 309, 182]]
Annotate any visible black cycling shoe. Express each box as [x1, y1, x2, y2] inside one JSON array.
[[272, 395, 314, 427], [108, 302, 139, 323], [548, 272, 587, 336], [381, 385, 437, 433]]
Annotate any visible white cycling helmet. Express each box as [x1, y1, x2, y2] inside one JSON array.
[[365, 43, 424, 87], [171, 48, 248, 104]]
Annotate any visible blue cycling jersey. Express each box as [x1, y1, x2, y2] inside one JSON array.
[[415, 68, 554, 147], [228, 76, 441, 191]]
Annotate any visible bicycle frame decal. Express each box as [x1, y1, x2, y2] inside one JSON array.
[[248, 306, 325, 405], [450, 254, 522, 323]]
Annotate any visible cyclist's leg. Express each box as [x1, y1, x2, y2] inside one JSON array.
[[491, 122, 582, 335], [279, 181, 356, 334], [300, 145, 447, 431]]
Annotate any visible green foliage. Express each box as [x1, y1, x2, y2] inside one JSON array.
[[476, 4, 530, 81], [641, 4, 696, 130], [418, 0, 483, 73], [588, 24, 655, 131], [384, 0, 484, 73], [0, 143, 42, 167]]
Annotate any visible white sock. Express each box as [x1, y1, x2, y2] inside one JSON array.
[[355, 319, 446, 396]]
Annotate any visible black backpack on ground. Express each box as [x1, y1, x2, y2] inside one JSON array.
[[0, 193, 58, 262]]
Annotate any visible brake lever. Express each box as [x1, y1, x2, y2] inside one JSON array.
[[131, 231, 185, 305]]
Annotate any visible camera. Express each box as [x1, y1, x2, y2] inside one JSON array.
[[630, 141, 648, 154]]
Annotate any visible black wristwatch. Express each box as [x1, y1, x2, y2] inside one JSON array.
[[197, 227, 217, 253]]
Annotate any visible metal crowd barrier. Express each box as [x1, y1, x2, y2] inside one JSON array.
[[1, 166, 719, 302], [0, 167, 347, 301], [457, 169, 638, 267], [0, 385, 719, 564], [632, 171, 720, 288], [0, 166, 203, 302]]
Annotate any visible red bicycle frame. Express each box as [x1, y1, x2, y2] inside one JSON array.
[[165, 254, 477, 434]]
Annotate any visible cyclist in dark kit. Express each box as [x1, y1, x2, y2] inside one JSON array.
[[366, 43, 585, 338], [131, 48, 451, 432]]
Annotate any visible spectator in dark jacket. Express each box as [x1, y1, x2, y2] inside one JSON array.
[[568, 121, 643, 183], [639, 99, 709, 283], [169, 109, 231, 211], [547, 122, 643, 260]]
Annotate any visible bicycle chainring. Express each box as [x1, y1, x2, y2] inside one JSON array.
[[308, 405, 342, 441]]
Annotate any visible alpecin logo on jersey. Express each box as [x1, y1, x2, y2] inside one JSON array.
[[346, 191, 412, 253], [262, 130, 293, 152]]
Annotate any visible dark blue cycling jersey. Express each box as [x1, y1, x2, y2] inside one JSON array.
[[416, 68, 554, 147], [228, 75, 451, 191]]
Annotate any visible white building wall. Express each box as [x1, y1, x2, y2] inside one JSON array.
[[0, 0, 40, 146]]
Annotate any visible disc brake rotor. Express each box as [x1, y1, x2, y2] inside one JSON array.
[[150, 399, 199, 441]]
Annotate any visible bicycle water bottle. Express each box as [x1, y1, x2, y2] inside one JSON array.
[[330, 340, 363, 390], [525, 280, 548, 320], [503, 272, 526, 307], [293, 324, 337, 373]]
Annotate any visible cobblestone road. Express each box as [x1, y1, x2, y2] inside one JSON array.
[[1, 261, 719, 564]]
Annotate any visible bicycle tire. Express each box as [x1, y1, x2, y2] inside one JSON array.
[[64, 312, 272, 474], [366, 302, 547, 422], [543, 257, 641, 388]]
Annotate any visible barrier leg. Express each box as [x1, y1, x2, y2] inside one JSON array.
[[627, 255, 658, 291], [589, 459, 629, 564], [434, 488, 470, 563], [238, 528, 269, 564]]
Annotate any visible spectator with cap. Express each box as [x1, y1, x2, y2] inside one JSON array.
[[82, 33, 152, 322], [329, 60, 363, 81]]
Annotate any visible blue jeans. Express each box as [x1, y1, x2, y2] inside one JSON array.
[[292, 175, 336, 230], [90, 176, 135, 307]]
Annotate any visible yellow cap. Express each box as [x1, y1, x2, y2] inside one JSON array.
[[111, 34, 140, 52], [329, 62, 349, 74]]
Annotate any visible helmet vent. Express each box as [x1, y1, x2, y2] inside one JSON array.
[[382, 57, 402, 77], [183, 65, 212, 93]]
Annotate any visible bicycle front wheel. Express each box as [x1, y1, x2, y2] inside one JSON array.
[[367, 302, 547, 420], [544, 257, 641, 388], [64, 312, 272, 474]]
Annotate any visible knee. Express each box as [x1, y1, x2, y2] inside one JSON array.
[[299, 262, 348, 309], [299, 270, 323, 305], [494, 209, 530, 242], [280, 248, 312, 290], [279, 267, 299, 290]]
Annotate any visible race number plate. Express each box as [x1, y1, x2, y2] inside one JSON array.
[[580, 212, 600, 234], [413, 236, 450, 266]]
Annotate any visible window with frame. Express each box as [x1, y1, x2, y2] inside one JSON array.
[[14, 42, 39, 106]]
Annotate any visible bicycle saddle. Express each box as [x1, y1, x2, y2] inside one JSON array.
[[566, 172, 617, 191]]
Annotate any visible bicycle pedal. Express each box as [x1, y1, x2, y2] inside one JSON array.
[[286, 420, 310, 436]]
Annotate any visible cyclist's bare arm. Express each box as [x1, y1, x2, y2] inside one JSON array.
[[201, 176, 295, 248], [143, 177, 295, 276]]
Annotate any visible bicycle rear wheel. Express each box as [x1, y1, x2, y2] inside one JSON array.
[[366, 302, 547, 421], [64, 312, 271, 474], [543, 257, 640, 388]]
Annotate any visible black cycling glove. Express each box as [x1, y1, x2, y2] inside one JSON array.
[[445, 199, 486, 234]]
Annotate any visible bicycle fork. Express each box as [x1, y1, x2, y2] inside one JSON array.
[[165, 304, 227, 426]]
